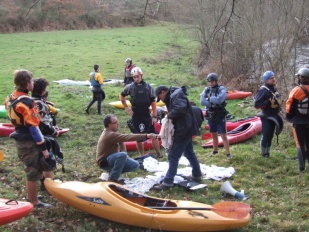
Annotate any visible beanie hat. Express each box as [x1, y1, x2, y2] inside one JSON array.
[[262, 71, 275, 81]]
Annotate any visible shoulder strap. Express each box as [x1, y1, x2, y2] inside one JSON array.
[[299, 84, 309, 96]]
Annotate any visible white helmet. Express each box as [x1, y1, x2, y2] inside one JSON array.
[[131, 67, 142, 76], [125, 58, 132, 63]]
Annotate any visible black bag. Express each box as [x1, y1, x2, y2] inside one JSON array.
[[38, 154, 56, 172]]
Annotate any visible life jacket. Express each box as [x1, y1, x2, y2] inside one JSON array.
[[261, 85, 282, 109], [32, 97, 53, 126], [130, 81, 152, 114], [6, 95, 33, 126], [297, 85, 309, 115], [204, 85, 227, 110], [125, 64, 135, 78], [90, 72, 101, 87]]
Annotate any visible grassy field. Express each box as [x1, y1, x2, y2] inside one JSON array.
[[0, 25, 308, 232]]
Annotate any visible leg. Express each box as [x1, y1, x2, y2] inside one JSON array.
[[183, 138, 202, 178], [260, 118, 275, 157], [96, 92, 103, 115], [121, 157, 140, 173], [220, 133, 231, 155], [162, 140, 187, 185], [107, 152, 127, 181], [27, 180, 39, 205], [211, 132, 219, 152], [136, 141, 145, 156], [151, 138, 162, 158], [85, 92, 96, 113]]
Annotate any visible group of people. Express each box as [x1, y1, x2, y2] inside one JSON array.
[[4, 60, 309, 208]]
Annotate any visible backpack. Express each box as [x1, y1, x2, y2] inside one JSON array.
[[297, 85, 309, 115]]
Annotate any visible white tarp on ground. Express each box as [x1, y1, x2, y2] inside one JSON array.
[[99, 156, 235, 193], [53, 79, 123, 86]]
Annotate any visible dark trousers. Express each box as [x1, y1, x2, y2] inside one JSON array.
[[86, 91, 104, 114]]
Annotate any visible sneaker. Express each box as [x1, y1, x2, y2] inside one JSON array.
[[108, 178, 125, 185], [192, 175, 203, 182], [262, 153, 270, 158], [209, 151, 218, 157], [226, 154, 232, 159], [152, 183, 173, 191], [34, 201, 52, 208]]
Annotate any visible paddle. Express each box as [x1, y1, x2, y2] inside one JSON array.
[[149, 201, 251, 219]]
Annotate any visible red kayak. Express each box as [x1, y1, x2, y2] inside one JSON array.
[[0, 198, 33, 225], [205, 116, 260, 132], [0, 123, 69, 137], [226, 90, 252, 100], [125, 139, 162, 151], [202, 120, 262, 148]]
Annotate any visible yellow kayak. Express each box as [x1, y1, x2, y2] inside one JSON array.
[[109, 100, 165, 109], [44, 178, 251, 231]]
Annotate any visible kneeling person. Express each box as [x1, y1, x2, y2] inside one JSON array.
[[96, 114, 157, 184]]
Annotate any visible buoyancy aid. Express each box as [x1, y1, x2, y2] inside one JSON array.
[[6, 95, 33, 126], [90, 72, 101, 87], [130, 81, 152, 113], [297, 85, 309, 115], [204, 85, 227, 110]]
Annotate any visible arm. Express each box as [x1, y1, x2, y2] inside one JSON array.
[[120, 88, 133, 115], [200, 88, 211, 107], [96, 73, 104, 85], [209, 86, 227, 105], [254, 88, 270, 109], [151, 101, 157, 124]]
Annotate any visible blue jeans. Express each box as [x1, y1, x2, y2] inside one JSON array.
[[103, 152, 139, 181], [163, 138, 202, 185]]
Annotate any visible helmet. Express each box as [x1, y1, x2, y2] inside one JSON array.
[[262, 71, 275, 81], [296, 68, 309, 78], [131, 67, 142, 77], [125, 58, 132, 63], [207, 73, 219, 82]]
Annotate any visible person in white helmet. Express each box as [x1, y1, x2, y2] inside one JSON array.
[[123, 58, 136, 86], [120, 67, 162, 158]]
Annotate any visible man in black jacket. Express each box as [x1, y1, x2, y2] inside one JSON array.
[[152, 85, 202, 190]]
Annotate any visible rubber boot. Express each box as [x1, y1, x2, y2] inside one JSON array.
[[297, 148, 305, 171], [261, 146, 269, 158]]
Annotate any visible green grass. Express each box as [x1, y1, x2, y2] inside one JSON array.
[[0, 25, 308, 232]]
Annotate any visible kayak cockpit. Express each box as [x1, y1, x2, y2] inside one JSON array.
[[109, 184, 177, 209]]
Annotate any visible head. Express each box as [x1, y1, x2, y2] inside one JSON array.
[[125, 58, 132, 66], [262, 71, 276, 85], [103, 114, 119, 131], [155, 85, 169, 103], [32, 77, 49, 96], [94, 64, 99, 72], [296, 68, 309, 85], [206, 73, 219, 87], [131, 67, 143, 84], [14, 69, 34, 92]]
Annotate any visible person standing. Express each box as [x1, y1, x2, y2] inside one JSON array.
[[152, 85, 202, 190], [200, 73, 232, 159], [254, 71, 283, 158], [120, 67, 162, 158], [96, 114, 157, 183], [85, 64, 105, 115], [123, 58, 136, 86], [286, 68, 309, 171], [4, 69, 52, 208]]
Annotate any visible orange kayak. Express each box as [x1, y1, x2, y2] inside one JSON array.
[[44, 178, 251, 231], [226, 90, 252, 100]]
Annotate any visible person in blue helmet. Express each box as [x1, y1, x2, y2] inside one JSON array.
[[254, 71, 283, 158]]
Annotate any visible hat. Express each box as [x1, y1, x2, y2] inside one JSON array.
[[155, 85, 168, 102], [262, 71, 275, 81]]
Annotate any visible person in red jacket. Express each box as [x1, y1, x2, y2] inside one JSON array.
[[123, 58, 136, 86]]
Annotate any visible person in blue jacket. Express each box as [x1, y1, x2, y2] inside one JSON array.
[[254, 71, 283, 158], [200, 73, 231, 159]]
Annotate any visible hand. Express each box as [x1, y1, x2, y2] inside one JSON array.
[[125, 107, 133, 116], [152, 117, 157, 124], [42, 149, 49, 159]]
